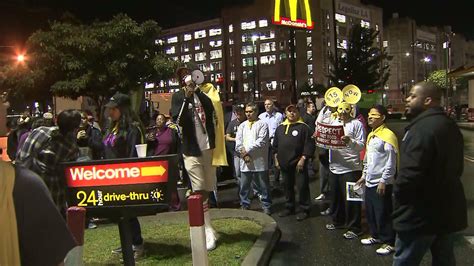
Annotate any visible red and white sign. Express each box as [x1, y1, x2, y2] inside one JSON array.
[[272, 17, 314, 29], [65, 161, 168, 188], [314, 122, 346, 149]]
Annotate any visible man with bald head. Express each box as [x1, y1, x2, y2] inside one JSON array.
[[392, 81, 467, 266]]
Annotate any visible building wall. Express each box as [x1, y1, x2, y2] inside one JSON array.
[[159, 0, 383, 106]]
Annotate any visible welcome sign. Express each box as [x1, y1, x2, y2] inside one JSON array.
[[63, 155, 177, 217]]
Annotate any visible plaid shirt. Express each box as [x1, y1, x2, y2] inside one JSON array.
[[16, 126, 79, 213]]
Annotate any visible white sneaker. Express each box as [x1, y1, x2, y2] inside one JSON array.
[[205, 228, 217, 251], [376, 244, 395, 255], [314, 194, 325, 201], [360, 237, 382, 245]]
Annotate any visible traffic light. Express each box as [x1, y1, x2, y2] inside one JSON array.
[[367, 89, 374, 94]]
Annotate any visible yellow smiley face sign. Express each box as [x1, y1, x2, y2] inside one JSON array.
[[342, 84, 361, 105], [324, 87, 343, 107]]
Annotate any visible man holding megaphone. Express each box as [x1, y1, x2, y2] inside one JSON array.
[[171, 66, 219, 251]]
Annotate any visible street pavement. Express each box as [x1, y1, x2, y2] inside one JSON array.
[[215, 121, 474, 265]]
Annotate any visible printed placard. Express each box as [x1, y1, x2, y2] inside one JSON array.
[[314, 122, 346, 149]]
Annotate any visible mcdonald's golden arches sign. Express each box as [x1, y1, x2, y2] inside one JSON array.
[[272, 0, 314, 29]]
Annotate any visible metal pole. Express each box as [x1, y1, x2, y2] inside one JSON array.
[[290, 29, 297, 103]]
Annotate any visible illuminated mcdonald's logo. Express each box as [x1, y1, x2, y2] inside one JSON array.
[[272, 0, 314, 30]]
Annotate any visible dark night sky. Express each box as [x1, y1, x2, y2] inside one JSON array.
[[0, 0, 473, 47]]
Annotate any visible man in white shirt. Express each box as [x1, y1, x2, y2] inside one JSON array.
[[236, 103, 272, 215], [325, 102, 366, 240], [258, 99, 284, 187]]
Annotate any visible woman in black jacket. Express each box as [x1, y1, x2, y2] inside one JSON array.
[[103, 92, 146, 259]]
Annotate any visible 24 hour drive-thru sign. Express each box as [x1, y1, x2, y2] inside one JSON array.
[[272, 0, 314, 29], [63, 155, 178, 217]]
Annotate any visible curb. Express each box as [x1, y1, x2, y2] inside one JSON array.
[[155, 209, 281, 266], [458, 122, 474, 131]]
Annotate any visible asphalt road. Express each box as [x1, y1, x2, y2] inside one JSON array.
[[216, 121, 474, 265]]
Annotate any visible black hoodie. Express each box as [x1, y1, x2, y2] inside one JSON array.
[[392, 107, 467, 234]]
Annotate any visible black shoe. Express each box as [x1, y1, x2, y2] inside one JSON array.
[[278, 209, 295, 217], [296, 212, 310, 221]]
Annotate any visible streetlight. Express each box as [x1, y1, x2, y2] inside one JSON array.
[[422, 56, 431, 80], [16, 54, 25, 62]]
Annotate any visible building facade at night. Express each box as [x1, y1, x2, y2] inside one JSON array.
[[158, 0, 383, 106], [384, 13, 474, 110]]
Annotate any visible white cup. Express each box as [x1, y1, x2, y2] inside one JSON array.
[[135, 144, 147, 158]]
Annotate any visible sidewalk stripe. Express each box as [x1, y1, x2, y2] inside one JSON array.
[[465, 156, 474, 163]]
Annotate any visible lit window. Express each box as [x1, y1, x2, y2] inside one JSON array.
[[279, 53, 287, 60], [243, 83, 249, 92], [165, 46, 175, 55], [260, 31, 275, 40], [383, 41, 388, 47], [335, 13, 346, 23], [198, 63, 209, 72], [210, 50, 222, 59], [210, 62, 222, 71], [306, 37, 312, 46], [181, 44, 189, 53], [307, 64, 313, 74], [184, 34, 192, 41], [375, 24, 379, 31], [241, 45, 255, 55], [167, 36, 178, 44], [195, 52, 206, 62], [229, 38, 234, 45], [361, 20, 370, 28], [209, 40, 222, 47], [155, 39, 164, 45], [170, 56, 178, 61], [260, 42, 276, 53], [241, 21, 256, 30], [181, 54, 192, 63], [327, 41, 331, 47], [230, 71, 235, 80], [194, 30, 206, 39], [209, 28, 222, 36], [307, 50, 312, 60], [260, 55, 276, 65], [337, 39, 347, 49], [195, 42, 204, 51], [259, 19, 268, 27], [228, 24, 233, 33], [242, 57, 255, 67]]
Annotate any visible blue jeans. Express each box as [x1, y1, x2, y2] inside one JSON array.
[[240, 171, 272, 210], [393, 233, 456, 266]]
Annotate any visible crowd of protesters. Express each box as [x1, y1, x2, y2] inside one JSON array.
[[1, 78, 467, 264]]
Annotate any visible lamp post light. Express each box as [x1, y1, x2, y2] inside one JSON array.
[[422, 56, 431, 80]]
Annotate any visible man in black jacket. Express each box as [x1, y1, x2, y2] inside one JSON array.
[[393, 81, 467, 266], [171, 67, 218, 251], [274, 105, 315, 221]]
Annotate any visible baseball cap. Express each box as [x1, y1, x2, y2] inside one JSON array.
[[285, 104, 299, 112], [105, 92, 131, 108], [43, 112, 53, 119]]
